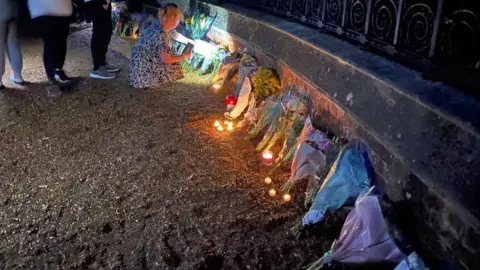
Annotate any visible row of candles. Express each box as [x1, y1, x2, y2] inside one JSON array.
[[213, 120, 291, 202], [264, 176, 292, 202], [263, 150, 292, 202], [214, 120, 234, 131]]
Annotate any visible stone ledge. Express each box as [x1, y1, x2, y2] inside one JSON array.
[[198, 2, 480, 228]]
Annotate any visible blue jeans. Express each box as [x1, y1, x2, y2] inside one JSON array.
[[0, 19, 22, 82]]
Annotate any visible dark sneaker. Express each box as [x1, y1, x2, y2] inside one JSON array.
[[0, 84, 5, 90], [46, 82, 62, 97], [54, 70, 72, 83], [90, 66, 115, 80], [104, 63, 121, 73]]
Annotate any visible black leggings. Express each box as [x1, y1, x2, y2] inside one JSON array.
[[73, 0, 91, 23], [36, 16, 70, 81], [86, 1, 113, 70]]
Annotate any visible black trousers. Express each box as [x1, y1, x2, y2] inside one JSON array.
[[86, 1, 113, 70], [36, 16, 70, 81], [73, 0, 91, 23]]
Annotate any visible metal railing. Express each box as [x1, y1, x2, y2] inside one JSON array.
[[217, 0, 480, 73]]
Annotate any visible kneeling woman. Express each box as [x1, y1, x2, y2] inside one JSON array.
[[130, 3, 191, 88]]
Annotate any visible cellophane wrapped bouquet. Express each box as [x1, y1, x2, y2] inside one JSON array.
[[234, 54, 257, 96], [184, 10, 216, 40], [297, 140, 372, 233], [306, 190, 406, 269], [251, 67, 282, 101], [245, 95, 282, 141]]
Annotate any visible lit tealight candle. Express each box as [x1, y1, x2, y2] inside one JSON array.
[[214, 121, 220, 127], [227, 125, 233, 131], [217, 125, 224, 131], [283, 194, 292, 202], [264, 177, 272, 185], [269, 189, 277, 197], [262, 151, 274, 166], [212, 83, 221, 89]]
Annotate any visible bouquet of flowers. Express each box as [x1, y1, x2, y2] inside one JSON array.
[[268, 115, 311, 176], [299, 140, 372, 229], [184, 10, 216, 40], [251, 67, 282, 100], [306, 190, 406, 269], [234, 54, 257, 96], [255, 115, 283, 152], [245, 96, 282, 141], [281, 142, 327, 193]]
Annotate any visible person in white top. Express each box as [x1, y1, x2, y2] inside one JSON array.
[[85, 0, 120, 79], [27, 0, 73, 97]]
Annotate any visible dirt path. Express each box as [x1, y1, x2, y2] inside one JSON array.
[[0, 30, 351, 270]]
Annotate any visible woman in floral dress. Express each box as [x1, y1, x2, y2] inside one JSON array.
[[129, 3, 191, 88]]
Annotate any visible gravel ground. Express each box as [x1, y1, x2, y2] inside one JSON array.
[[0, 29, 374, 270]]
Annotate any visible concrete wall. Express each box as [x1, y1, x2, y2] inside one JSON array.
[[146, 1, 480, 268]]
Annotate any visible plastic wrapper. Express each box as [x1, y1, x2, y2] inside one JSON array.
[[185, 10, 216, 40], [394, 252, 428, 270], [238, 93, 258, 127], [234, 55, 257, 96], [211, 60, 239, 86], [302, 140, 372, 226], [264, 117, 290, 151], [255, 116, 282, 151], [245, 96, 282, 141], [281, 142, 327, 193], [225, 77, 252, 119], [306, 192, 406, 269], [275, 114, 307, 163]]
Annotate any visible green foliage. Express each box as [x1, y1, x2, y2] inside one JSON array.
[[184, 11, 216, 40], [251, 67, 282, 100]]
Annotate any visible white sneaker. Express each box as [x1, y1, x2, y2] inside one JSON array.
[[89, 66, 115, 80], [10, 75, 25, 85]]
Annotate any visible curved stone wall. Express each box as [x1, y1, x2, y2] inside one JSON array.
[[145, 2, 480, 268]]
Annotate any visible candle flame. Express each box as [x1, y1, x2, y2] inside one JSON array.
[[212, 84, 221, 89], [262, 151, 273, 159], [264, 177, 272, 184], [217, 126, 224, 131], [214, 121, 220, 127], [269, 189, 277, 197], [283, 194, 292, 202]]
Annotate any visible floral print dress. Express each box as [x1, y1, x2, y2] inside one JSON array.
[[129, 19, 183, 88]]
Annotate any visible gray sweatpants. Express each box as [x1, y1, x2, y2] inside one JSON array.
[[0, 19, 22, 82]]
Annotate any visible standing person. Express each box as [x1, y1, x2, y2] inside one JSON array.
[[85, 0, 120, 79], [129, 3, 192, 89], [73, 0, 92, 26], [0, 0, 24, 89], [27, 0, 73, 97]]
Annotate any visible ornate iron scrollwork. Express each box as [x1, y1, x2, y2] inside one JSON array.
[[305, 0, 325, 27], [255, 0, 480, 70], [437, 1, 480, 67]]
